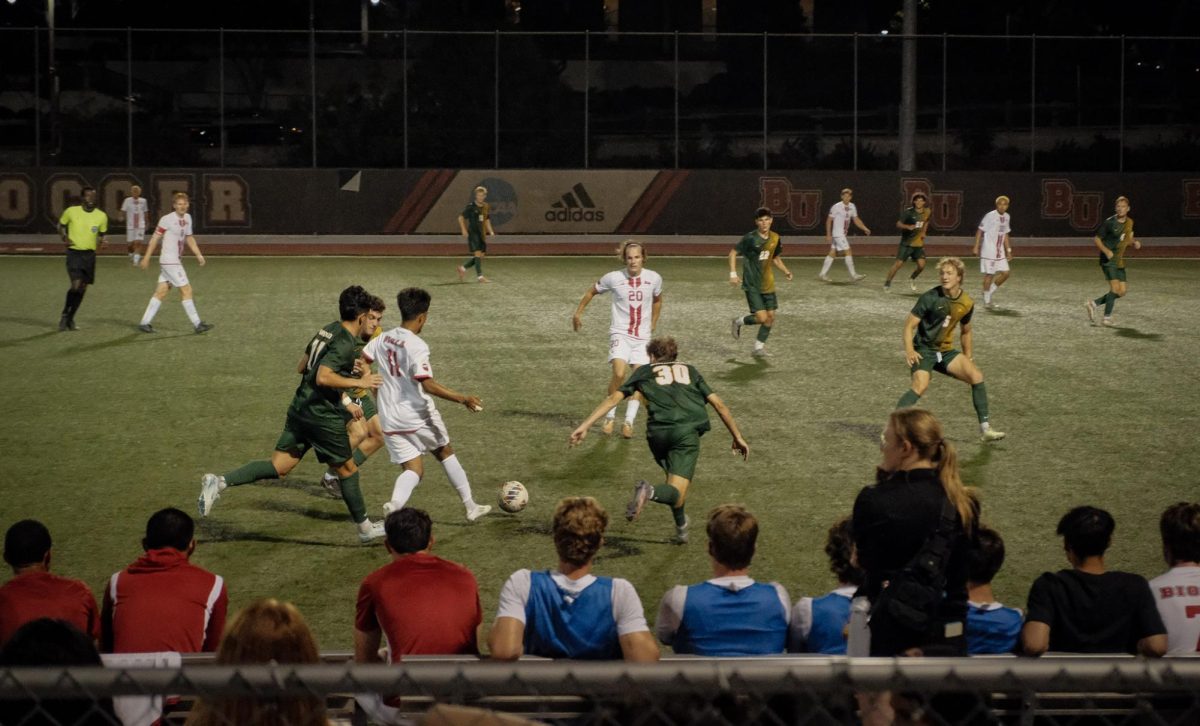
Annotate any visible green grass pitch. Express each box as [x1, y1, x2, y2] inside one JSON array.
[[2, 254, 1196, 650]]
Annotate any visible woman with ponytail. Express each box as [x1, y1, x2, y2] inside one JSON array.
[[851, 407, 977, 658]]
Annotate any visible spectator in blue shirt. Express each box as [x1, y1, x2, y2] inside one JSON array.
[[965, 524, 1023, 654], [790, 516, 864, 654]]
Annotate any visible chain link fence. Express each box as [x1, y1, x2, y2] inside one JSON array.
[[3, 656, 1200, 725]]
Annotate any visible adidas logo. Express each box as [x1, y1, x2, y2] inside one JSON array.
[[545, 183, 606, 222]]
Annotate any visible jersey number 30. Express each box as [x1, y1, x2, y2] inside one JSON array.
[[653, 364, 691, 385]]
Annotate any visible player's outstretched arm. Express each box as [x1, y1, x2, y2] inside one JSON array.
[[569, 390, 626, 446], [186, 235, 206, 266], [420, 377, 482, 411], [903, 314, 922, 366], [572, 287, 597, 331], [707, 393, 749, 461], [727, 249, 741, 285]]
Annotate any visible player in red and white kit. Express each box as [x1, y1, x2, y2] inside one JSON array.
[[137, 192, 213, 334], [818, 188, 870, 283], [362, 287, 491, 523], [121, 185, 149, 266], [972, 196, 1012, 309], [571, 241, 664, 439], [1150, 502, 1200, 655]]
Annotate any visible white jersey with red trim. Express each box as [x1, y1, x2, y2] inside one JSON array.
[[154, 213, 192, 265], [594, 269, 662, 339], [121, 196, 149, 230], [827, 201, 859, 239], [977, 210, 1011, 261], [362, 327, 438, 432], [1149, 565, 1200, 654]]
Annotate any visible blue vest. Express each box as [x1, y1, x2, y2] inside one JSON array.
[[806, 591, 853, 655], [524, 571, 621, 659], [672, 581, 787, 656], [966, 603, 1023, 654]]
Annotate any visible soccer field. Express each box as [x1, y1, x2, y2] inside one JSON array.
[[2, 254, 1197, 650]]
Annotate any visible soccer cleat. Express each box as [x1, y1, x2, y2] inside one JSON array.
[[751, 347, 770, 358], [358, 520, 386, 544], [673, 515, 691, 544], [66, 317, 78, 331], [910, 279, 918, 291], [466, 503, 492, 522], [625, 480, 653, 522], [883, 284, 892, 293], [621, 422, 634, 439], [194, 321, 214, 334], [321, 471, 342, 499], [198, 473, 223, 517], [457, 265, 466, 282], [980, 429, 1007, 443], [851, 274, 867, 283], [601, 418, 615, 436], [730, 316, 743, 339], [1085, 300, 1097, 323], [58, 316, 69, 332], [1101, 317, 1115, 327], [817, 275, 832, 283], [476, 276, 491, 283], [138, 323, 156, 333]]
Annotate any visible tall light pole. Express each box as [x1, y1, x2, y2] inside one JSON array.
[[47, 0, 60, 157], [898, 0, 917, 171]]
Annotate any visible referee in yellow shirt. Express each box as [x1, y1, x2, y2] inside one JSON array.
[[58, 186, 108, 331]]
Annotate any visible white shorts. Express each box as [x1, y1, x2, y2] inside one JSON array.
[[980, 258, 1010, 275], [829, 236, 851, 252], [157, 264, 190, 288], [608, 334, 649, 365], [126, 228, 145, 243], [382, 409, 450, 464]]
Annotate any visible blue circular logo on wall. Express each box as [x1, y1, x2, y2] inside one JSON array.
[[475, 177, 516, 228]]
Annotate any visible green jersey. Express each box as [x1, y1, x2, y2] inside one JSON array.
[[289, 321, 359, 423], [911, 286, 974, 353], [1096, 214, 1135, 269], [59, 206, 108, 250], [899, 206, 930, 247], [461, 201, 490, 241], [619, 362, 714, 434], [734, 230, 783, 294]]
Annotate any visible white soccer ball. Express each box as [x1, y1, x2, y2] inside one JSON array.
[[498, 481, 528, 513]]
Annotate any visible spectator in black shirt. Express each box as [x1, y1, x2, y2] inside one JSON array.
[[1021, 505, 1166, 656]]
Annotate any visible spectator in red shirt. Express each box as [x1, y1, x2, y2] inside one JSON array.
[[355, 507, 482, 662], [0, 519, 100, 647], [101, 507, 228, 654]]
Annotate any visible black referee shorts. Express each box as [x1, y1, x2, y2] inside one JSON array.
[[66, 248, 97, 284]]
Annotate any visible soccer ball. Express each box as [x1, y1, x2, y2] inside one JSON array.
[[498, 481, 528, 513]]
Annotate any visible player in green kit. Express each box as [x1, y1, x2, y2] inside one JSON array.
[[569, 337, 750, 544], [884, 192, 931, 292], [1085, 196, 1142, 327], [199, 286, 389, 543], [729, 207, 793, 358], [896, 257, 1006, 443], [457, 185, 496, 283]]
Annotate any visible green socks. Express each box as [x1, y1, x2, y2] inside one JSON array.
[[649, 485, 687, 527], [971, 383, 990, 424], [474, 257, 484, 277], [756, 325, 772, 343], [224, 460, 279, 486], [339, 471, 368, 523], [463, 258, 477, 270], [897, 389, 921, 408], [741, 314, 757, 326], [1103, 292, 1116, 316], [352, 449, 367, 466]]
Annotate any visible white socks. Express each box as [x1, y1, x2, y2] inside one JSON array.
[[140, 298, 162, 325], [819, 256, 834, 276], [624, 399, 641, 425], [845, 256, 858, 276], [389, 470, 421, 509], [440, 454, 477, 508], [182, 299, 201, 326]]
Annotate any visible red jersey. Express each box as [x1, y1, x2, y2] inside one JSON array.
[[0, 570, 100, 646], [356, 553, 481, 658], [101, 548, 227, 654]]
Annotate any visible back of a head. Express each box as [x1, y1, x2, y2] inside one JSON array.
[[0, 619, 116, 726], [889, 407, 975, 529], [1057, 505, 1115, 559], [217, 599, 319, 666], [338, 284, 370, 321], [553, 497, 608, 567], [385, 507, 432, 554], [396, 287, 432, 321], [825, 516, 864, 587], [1160, 501, 1200, 565], [143, 507, 194, 552], [707, 504, 758, 571], [4, 519, 51, 568], [645, 336, 678, 363], [967, 525, 1006, 585]]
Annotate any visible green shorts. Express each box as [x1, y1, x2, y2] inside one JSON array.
[[1100, 262, 1126, 282], [646, 425, 703, 481], [275, 412, 353, 465], [910, 347, 961, 376], [468, 236, 487, 254], [744, 290, 778, 314], [896, 244, 926, 262]]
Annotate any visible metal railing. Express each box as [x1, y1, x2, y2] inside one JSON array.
[[1, 28, 1197, 171]]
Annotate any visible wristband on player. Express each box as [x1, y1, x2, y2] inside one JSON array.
[[729, 271, 738, 278], [341, 395, 353, 407]]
